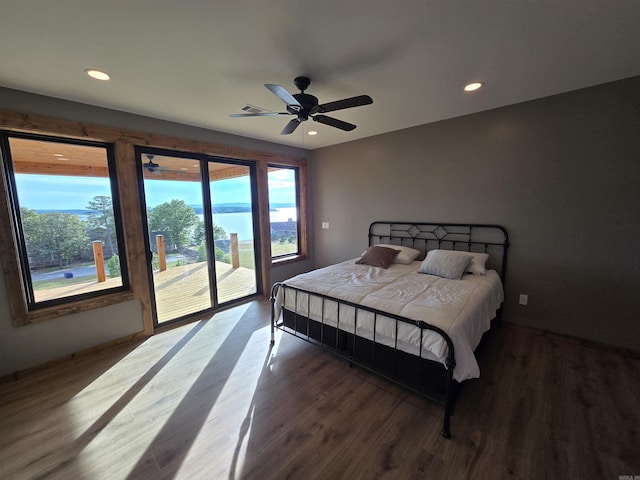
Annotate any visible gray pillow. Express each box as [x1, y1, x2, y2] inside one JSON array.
[[356, 246, 400, 269], [418, 250, 473, 280]]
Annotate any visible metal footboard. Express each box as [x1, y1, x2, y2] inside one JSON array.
[[270, 282, 457, 438]]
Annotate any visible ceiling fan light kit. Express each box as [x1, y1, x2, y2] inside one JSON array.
[[230, 76, 373, 135]]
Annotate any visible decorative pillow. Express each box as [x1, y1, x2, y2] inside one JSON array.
[[356, 246, 400, 269], [418, 250, 472, 280], [362, 244, 421, 265], [466, 252, 489, 275]]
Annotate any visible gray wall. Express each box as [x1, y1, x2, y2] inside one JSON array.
[[310, 76, 640, 350], [2, 76, 638, 376], [0, 87, 311, 376]]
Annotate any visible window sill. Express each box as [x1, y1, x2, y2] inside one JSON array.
[[14, 290, 136, 327], [271, 253, 308, 267]]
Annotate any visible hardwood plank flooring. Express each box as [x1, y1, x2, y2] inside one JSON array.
[[1, 300, 638, 479]]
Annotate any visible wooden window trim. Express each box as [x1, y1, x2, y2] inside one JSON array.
[[271, 253, 308, 266], [267, 163, 308, 264], [0, 152, 135, 326], [2, 133, 131, 314], [0, 109, 307, 330]]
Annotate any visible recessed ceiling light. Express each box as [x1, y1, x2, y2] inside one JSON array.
[[464, 82, 483, 92], [85, 69, 111, 81], [308, 130, 318, 136]]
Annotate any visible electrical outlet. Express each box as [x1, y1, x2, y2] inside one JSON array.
[[519, 294, 528, 306], [321, 222, 330, 229]]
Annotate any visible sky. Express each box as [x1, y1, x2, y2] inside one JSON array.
[[15, 169, 296, 210]]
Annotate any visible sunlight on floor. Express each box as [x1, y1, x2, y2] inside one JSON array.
[[63, 303, 254, 479], [176, 324, 277, 480]]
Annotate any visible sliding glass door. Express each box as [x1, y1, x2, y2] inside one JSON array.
[[208, 162, 258, 304], [138, 149, 259, 326]]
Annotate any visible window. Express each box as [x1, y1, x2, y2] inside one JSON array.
[[0, 132, 128, 312], [268, 165, 300, 259], [0, 111, 306, 331]]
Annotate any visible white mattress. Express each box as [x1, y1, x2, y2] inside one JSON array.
[[274, 259, 504, 381]]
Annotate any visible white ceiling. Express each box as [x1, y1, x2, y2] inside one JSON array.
[[1, 1, 639, 150]]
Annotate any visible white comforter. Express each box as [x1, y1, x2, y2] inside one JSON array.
[[274, 259, 504, 381]]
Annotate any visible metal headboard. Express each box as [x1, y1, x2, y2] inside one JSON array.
[[368, 221, 509, 283]]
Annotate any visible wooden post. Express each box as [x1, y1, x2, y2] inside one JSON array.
[[231, 233, 239, 269], [92, 241, 106, 282], [156, 234, 167, 271]]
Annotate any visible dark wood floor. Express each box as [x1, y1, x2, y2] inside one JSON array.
[[1, 299, 638, 479]]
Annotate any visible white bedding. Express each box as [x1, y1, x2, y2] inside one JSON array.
[[274, 259, 504, 381]]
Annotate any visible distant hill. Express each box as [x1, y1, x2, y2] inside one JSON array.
[[34, 202, 296, 217], [35, 209, 97, 216], [191, 203, 295, 214]]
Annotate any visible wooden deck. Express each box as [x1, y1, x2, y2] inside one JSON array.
[[34, 261, 258, 323], [154, 261, 257, 323]]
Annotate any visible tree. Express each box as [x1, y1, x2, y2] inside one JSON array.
[[86, 195, 116, 256], [193, 221, 229, 263], [192, 220, 206, 246], [20, 208, 90, 267], [106, 254, 121, 278], [20, 208, 42, 257], [147, 199, 198, 250], [192, 220, 228, 244], [213, 224, 228, 240]]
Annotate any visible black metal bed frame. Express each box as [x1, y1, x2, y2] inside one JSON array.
[[270, 221, 509, 438]]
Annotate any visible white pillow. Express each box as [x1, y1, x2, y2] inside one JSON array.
[[466, 252, 489, 275], [363, 244, 421, 265], [418, 250, 472, 280]]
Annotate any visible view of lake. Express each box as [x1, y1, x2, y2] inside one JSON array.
[[35, 205, 297, 243], [210, 207, 297, 241]]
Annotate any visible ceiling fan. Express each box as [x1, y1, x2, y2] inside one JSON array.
[[229, 76, 373, 135], [142, 154, 170, 174]]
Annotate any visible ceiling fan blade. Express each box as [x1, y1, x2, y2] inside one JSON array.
[[281, 119, 302, 135], [317, 95, 373, 113], [312, 115, 357, 132], [265, 84, 302, 109], [229, 112, 289, 117]]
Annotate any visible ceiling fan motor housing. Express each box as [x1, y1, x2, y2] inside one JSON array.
[[289, 92, 319, 120]]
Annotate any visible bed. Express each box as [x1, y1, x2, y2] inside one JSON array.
[[270, 221, 509, 438]]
